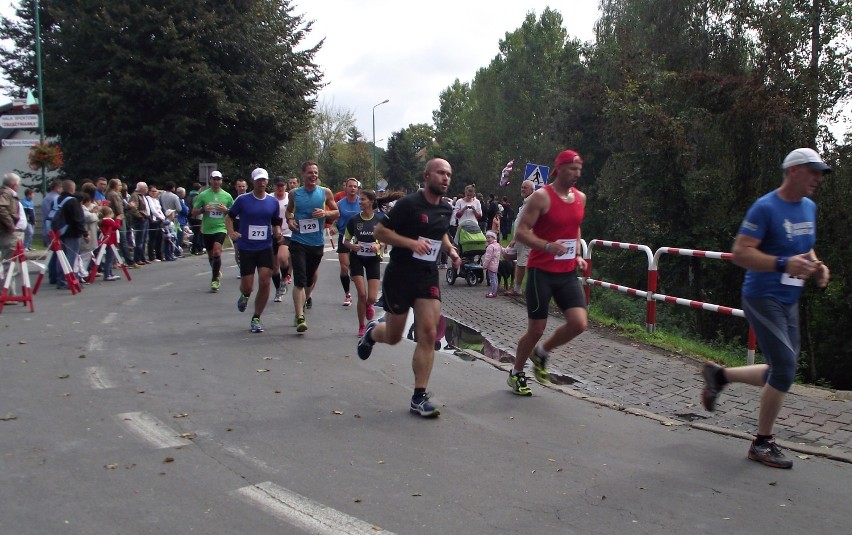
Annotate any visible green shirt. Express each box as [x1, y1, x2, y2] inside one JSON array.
[[193, 188, 234, 235]]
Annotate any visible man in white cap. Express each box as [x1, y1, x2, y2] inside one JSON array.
[[225, 168, 282, 333], [701, 147, 831, 469], [192, 170, 234, 292]]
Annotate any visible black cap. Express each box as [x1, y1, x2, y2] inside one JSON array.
[[273, 176, 286, 185]]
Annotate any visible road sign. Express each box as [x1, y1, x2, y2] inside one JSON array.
[[1, 139, 39, 147], [0, 114, 39, 129], [524, 163, 549, 189]]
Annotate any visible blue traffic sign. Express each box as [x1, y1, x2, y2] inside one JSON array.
[[524, 163, 549, 189]]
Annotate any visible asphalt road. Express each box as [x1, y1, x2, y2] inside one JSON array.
[[1, 251, 848, 534]]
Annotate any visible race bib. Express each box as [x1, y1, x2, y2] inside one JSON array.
[[780, 273, 805, 287], [248, 225, 267, 241], [207, 209, 225, 219], [357, 242, 375, 256], [412, 237, 441, 262], [554, 239, 577, 261], [298, 218, 320, 234]]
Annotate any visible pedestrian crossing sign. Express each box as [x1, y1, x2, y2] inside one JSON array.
[[524, 163, 549, 189]]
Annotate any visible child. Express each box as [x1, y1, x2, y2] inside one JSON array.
[[163, 209, 178, 261], [98, 205, 121, 281], [482, 230, 502, 298]]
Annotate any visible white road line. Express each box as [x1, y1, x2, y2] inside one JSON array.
[[87, 335, 104, 352], [217, 441, 279, 474], [234, 482, 395, 535], [86, 366, 115, 389], [152, 282, 173, 290], [124, 296, 140, 305], [101, 312, 118, 325], [116, 412, 192, 449]]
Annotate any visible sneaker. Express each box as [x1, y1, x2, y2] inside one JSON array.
[[357, 325, 366, 337], [748, 438, 793, 469], [701, 362, 724, 412], [296, 315, 307, 333], [105, 275, 121, 281], [306, 296, 312, 309], [237, 293, 249, 312], [366, 304, 375, 321], [273, 288, 283, 303], [280, 285, 288, 296], [485, 293, 497, 298], [507, 371, 533, 396], [343, 293, 352, 306], [410, 392, 441, 418], [357, 319, 381, 360], [374, 296, 384, 308], [530, 345, 550, 383], [211, 279, 220, 292], [250, 317, 264, 333]]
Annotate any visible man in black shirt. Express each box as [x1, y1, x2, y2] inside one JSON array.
[[54, 180, 90, 289], [357, 158, 461, 417]]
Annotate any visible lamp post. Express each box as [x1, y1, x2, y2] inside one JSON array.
[[34, 0, 46, 194], [372, 99, 389, 190]]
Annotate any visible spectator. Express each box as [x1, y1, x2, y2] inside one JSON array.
[[21, 187, 35, 250], [55, 180, 90, 290]]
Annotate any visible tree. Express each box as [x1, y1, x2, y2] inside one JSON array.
[[0, 0, 323, 182], [383, 123, 436, 192]]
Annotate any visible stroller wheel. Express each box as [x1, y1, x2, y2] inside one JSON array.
[[466, 271, 478, 286], [446, 267, 456, 285]]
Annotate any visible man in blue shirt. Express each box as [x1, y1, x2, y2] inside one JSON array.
[[226, 168, 283, 334], [333, 177, 363, 306], [701, 148, 831, 469]]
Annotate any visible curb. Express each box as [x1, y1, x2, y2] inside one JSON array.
[[451, 346, 852, 465]]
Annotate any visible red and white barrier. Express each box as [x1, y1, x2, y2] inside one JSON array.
[[0, 239, 35, 312]]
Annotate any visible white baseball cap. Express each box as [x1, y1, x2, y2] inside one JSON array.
[[210, 170, 223, 179], [251, 168, 269, 181], [782, 148, 832, 173]]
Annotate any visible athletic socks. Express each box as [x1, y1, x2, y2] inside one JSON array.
[[716, 367, 729, 386], [340, 274, 350, 294], [413, 388, 426, 398], [272, 273, 281, 290], [211, 256, 221, 280], [535, 343, 550, 358], [755, 434, 773, 445]]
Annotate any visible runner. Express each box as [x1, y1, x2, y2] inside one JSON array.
[[285, 161, 339, 332], [507, 149, 588, 396], [192, 171, 234, 292], [232, 177, 248, 278], [334, 178, 362, 307], [272, 176, 291, 302], [344, 189, 402, 336], [225, 168, 282, 333], [356, 158, 462, 418]]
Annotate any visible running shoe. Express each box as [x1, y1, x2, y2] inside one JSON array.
[[273, 288, 283, 303], [105, 275, 121, 281], [410, 392, 440, 418], [507, 371, 533, 396], [237, 293, 249, 312], [374, 296, 384, 308], [306, 296, 312, 309], [211, 279, 220, 292], [530, 345, 550, 383], [296, 314, 307, 333], [701, 362, 725, 412], [343, 293, 352, 306], [366, 304, 375, 321], [357, 319, 380, 360], [748, 438, 793, 469], [280, 285, 288, 296], [250, 317, 264, 333], [357, 325, 366, 337]]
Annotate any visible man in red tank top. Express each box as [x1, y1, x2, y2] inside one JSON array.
[[507, 149, 589, 396]]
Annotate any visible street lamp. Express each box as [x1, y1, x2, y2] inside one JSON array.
[[372, 99, 389, 190]]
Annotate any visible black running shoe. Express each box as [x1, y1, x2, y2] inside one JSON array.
[[410, 392, 440, 418], [748, 438, 793, 469], [701, 362, 724, 411]]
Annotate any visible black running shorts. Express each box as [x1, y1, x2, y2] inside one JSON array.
[[382, 262, 440, 315], [525, 268, 586, 320]]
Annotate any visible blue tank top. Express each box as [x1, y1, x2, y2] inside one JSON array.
[[291, 186, 326, 247], [337, 196, 361, 233]]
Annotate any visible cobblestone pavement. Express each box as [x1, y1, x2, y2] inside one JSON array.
[[439, 274, 852, 462]]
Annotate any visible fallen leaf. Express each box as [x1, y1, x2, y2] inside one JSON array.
[[333, 410, 343, 415], [769, 481, 777, 486], [257, 369, 270, 373], [264, 357, 272, 360], [57, 374, 70, 379], [547, 459, 556, 462], [178, 433, 196, 440], [411, 493, 422, 497], [353, 498, 361, 503], [0, 413, 17, 421], [78, 354, 86, 358], [556, 468, 563, 472], [531, 469, 536, 474], [171, 352, 178, 355], [274, 390, 281, 394], [105, 463, 118, 470], [163, 457, 175, 463], [18, 340, 27, 344], [797, 454, 810, 460], [173, 413, 189, 418], [353, 414, 361, 418], [377, 460, 385, 464]]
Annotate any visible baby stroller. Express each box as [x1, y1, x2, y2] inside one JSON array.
[[446, 220, 486, 286]]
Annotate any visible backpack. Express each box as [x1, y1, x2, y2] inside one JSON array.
[[46, 196, 73, 237]]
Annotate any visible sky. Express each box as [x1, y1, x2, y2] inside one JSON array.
[[299, 0, 601, 148]]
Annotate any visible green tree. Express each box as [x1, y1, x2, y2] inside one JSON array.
[[0, 0, 323, 182], [383, 123, 435, 192]]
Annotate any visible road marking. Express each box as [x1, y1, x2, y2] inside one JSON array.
[[124, 296, 140, 305], [234, 481, 395, 535], [101, 312, 118, 325], [216, 440, 278, 474], [117, 412, 192, 449], [86, 366, 115, 389], [87, 335, 104, 352], [152, 281, 173, 290]]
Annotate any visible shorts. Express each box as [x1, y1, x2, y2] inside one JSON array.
[[382, 261, 440, 316], [203, 232, 226, 252], [289, 240, 324, 288], [742, 296, 799, 392], [350, 253, 381, 280], [273, 236, 291, 254], [515, 242, 530, 267], [525, 268, 586, 320], [239, 247, 274, 276], [336, 233, 350, 254]]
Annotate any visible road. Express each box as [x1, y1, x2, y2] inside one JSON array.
[[1, 251, 848, 534]]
